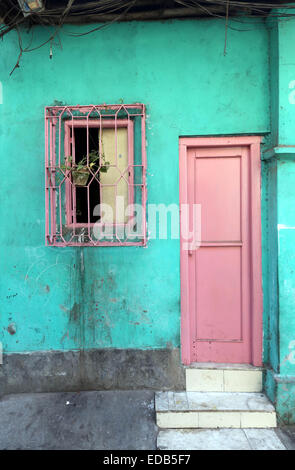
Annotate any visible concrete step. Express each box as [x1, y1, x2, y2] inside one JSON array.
[[186, 363, 263, 392], [156, 391, 276, 429], [157, 428, 286, 450]]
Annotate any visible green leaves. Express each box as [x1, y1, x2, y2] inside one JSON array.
[[61, 150, 110, 174]]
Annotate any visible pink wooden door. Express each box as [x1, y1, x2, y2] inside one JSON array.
[[179, 137, 262, 366]]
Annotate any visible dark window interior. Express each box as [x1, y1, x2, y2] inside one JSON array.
[[73, 127, 100, 224]]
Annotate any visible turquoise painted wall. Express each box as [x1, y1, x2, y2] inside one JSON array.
[[264, 9, 295, 424], [0, 19, 270, 353], [278, 160, 295, 377], [278, 17, 295, 145]]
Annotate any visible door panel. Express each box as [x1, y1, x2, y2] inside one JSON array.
[[194, 155, 241, 242], [179, 137, 262, 365], [196, 246, 242, 342]]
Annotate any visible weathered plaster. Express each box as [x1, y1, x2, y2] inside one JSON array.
[[0, 348, 185, 394], [0, 19, 269, 354], [263, 8, 295, 423]]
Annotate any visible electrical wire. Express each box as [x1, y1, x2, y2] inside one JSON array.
[[3, 0, 295, 74]]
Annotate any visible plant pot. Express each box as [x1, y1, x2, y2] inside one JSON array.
[[72, 168, 89, 186]]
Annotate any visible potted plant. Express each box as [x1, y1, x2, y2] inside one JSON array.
[[61, 151, 110, 186]]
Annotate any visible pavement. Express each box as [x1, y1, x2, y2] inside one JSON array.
[[0, 391, 157, 450], [0, 390, 293, 450]]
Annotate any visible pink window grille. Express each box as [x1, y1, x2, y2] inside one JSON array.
[[45, 104, 147, 246]]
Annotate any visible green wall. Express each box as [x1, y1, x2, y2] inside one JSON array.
[[0, 19, 270, 353], [264, 9, 295, 424]]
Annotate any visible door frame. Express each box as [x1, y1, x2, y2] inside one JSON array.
[[179, 136, 263, 366]]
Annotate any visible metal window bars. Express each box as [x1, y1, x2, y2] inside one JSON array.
[[45, 104, 147, 246]]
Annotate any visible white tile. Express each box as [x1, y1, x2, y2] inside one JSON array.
[[246, 395, 275, 412], [224, 370, 262, 392], [158, 429, 251, 450], [156, 392, 189, 411], [198, 412, 241, 428], [185, 392, 274, 412], [173, 392, 189, 410], [187, 363, 262, 371], [157, 429, 285, 450], [240, 412, 277, 428], [156, 391, 277, 430], [186, 369, 224, 392], [157, 412, 199, 428], [155, 392, 169, 411], [167, 391, 174, 409], [244, 428, 285, 450]]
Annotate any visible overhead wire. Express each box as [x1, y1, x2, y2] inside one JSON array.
[[2, 0, 295, 73]]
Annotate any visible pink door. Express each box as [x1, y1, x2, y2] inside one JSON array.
[[179, 137, 263, 366]]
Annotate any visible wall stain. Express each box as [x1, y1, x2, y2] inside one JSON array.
[[69, 302, 81, 324], [60, 330, 69, 343], [6, 293, 17, 299], [7, 323, 16, 335], [59, 304, 69, 313]]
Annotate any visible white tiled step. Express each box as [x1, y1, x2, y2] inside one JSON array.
[[156, 392, 276, 429], [157, 428, 286, 450], [186, 364, 263, 392], [187, 362, 263, 370]]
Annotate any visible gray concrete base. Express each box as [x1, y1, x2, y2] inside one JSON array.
[[0, 348, 185, 395], [276, 426, 295, 450], [0, 391, 157, 450]]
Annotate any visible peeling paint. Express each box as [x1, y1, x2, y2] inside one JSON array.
[[0, 20, 269, 356], [7, 323, 16, 335]]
